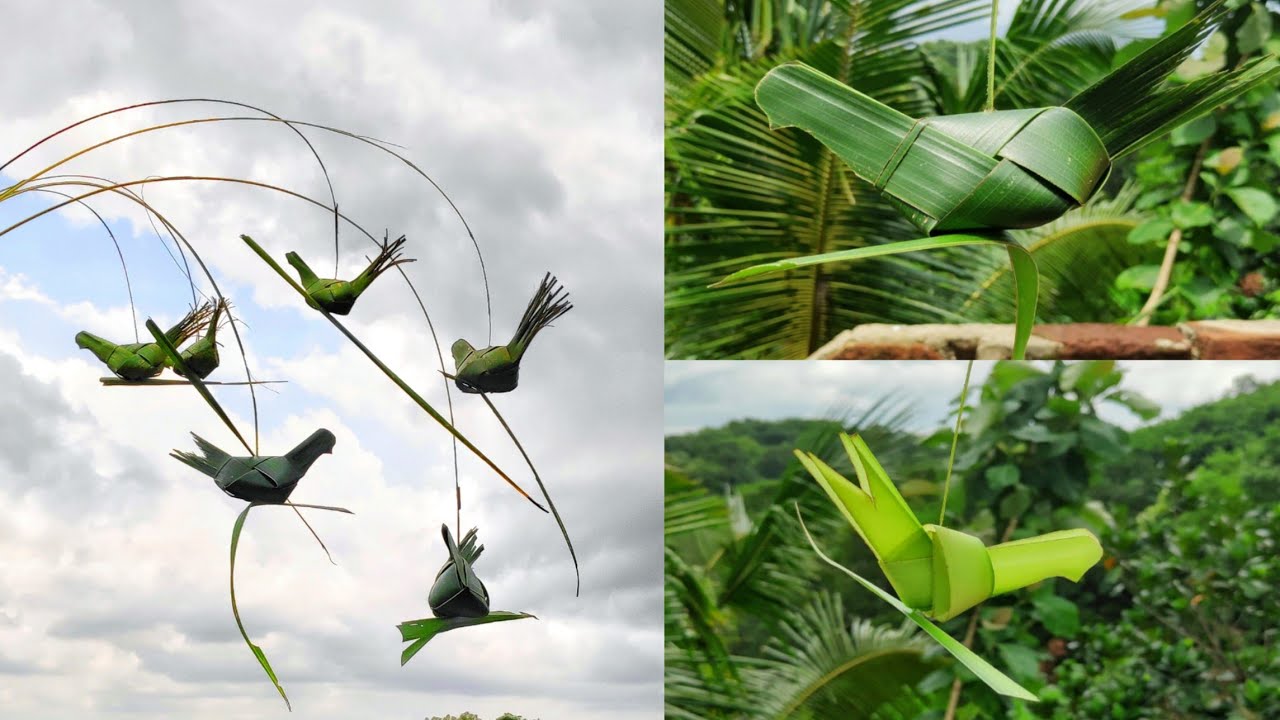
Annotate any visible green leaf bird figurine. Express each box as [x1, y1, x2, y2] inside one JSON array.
[[713, 1, 1279, 360], [171, 428, 336, 503], [285, 231, 414, 315], [397, 525, 535, 665], [75, 301, 215, 381], [794, 433, 1103, 700], [735, 1, 1278, 244], [451, 272, 571, 394], [429, 524, 490, 618], [798, 433, 1102, 623], [170, 298, 229, 380]]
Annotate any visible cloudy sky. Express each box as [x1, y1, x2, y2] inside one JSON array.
[[0, 3, 660, 719], [666, 361, 1280, 435]]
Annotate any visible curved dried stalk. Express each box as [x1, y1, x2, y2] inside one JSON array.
[[0, 103, 492, 344]]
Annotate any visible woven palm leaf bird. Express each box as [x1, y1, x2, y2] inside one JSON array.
[[170, 298, 230, 380], [286, 231, 414, 315], [794, 433, 1102, 700], [451, 272, 571, 394], [75, 301, 215, 381], [397, 525, 535, 665], [171, 428, 336, 503], [429, 524, 490, 618], [713, 1, 1280, 359], [798, 433, 1102, 622], [169, 425, 345, 711]]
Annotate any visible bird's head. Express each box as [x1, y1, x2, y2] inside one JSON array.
[[74, 331, 93, 349], [451, 338, 475, 369], [288, 428, 337, 466], [284, 251, 305, 269]]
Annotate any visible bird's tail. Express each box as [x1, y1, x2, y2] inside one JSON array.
[[456, 526, 484, 565], [353, 233, 415, 291], [165, 301, 216, 347], [509, 273, 572, 358], [987, 528, 1103, 596], [203, 297, 231, 341], [170, 433, 232, 478]]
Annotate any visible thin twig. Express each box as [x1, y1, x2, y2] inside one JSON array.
[[943, 511, 1022, 720], [939, 360, 974, 525], [1135, 138, 1210, 326], [986, 0, 1000, 112], [478, 391, 580, 596]]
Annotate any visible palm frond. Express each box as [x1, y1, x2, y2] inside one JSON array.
[[745, 593, 936, 719], [1066, 0, 1280, 157], [666, 0, 725, 87], [959, 184, 1147, 322]]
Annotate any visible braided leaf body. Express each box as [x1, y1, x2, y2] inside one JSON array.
[[452, 272, 572, 394], [756, 63, 1110, 235], [428, 524, 490, 619], [286, 232, 414, 315], [795, 433, 1102, 622], [171, 428, 336, 504], [75, 301, 214, 381]]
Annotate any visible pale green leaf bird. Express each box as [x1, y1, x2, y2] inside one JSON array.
[[796, 433, 1102, 622]]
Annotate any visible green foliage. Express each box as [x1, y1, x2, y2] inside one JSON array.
[[1115, 2, 1280, 322], [426, 714, 533, 720], [1037, 493, 1280, 719], [1095, 376, 1280, 507], [667, 362, 1280, 718]]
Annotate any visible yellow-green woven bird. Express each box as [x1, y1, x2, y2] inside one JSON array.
[[76, 302, 215, 381], [286, 232, 414, 315]]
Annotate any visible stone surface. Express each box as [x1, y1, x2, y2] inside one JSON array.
[[1034, 324, 1191, 359], [1184, 320, 1280, 359]]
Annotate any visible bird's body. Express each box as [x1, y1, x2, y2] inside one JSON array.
[[171, 428, 336, 503], [76, 302, 214, 381], [452, 273, 571, 394], [796, 433, 1102, 622], [429, 525, 490, 618], [171, 298, 228, 380], [286, 233, 413, 315]]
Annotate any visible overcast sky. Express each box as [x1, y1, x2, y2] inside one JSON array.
[[0, 3, 660, 719], [666, 361, 1280, 436]]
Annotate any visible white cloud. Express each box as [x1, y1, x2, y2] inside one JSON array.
[[0, 2, 661, 717]]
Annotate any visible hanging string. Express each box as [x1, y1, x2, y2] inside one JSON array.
[[985, 0, 1000, 112], [938, 359, 974, 526]]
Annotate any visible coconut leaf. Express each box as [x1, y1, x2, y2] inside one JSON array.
[[1066, 0, 1280, 158], [397, 612, 536, 666]]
